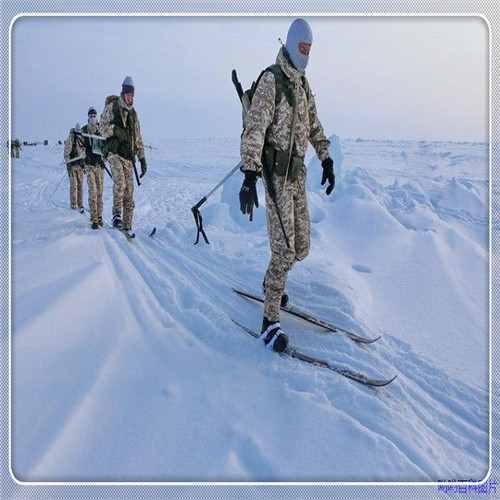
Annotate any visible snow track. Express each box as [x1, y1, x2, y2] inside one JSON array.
[[11, 139, 489, 481]]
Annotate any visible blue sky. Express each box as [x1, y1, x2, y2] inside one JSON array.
[[12, 16, 488, 143]]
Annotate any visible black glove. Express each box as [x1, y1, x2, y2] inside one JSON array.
[[139, 157, 147, 178], [239, 171, 259, 220], [321, 157, 335, 195]]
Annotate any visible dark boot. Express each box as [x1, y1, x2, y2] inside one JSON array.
[[112, 215, 123, 229], [260, 317, 289, 353], [91, 222, 99, 230]]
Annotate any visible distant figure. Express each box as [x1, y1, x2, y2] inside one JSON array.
[[44, 140, 48, 146], [58, 140, 62, 145], [100, 76, 147, 234], [82, 106, 105, 229], [239, 18, 335, 352], [11, 139, 21, 159], [63, 123, 86, 212]]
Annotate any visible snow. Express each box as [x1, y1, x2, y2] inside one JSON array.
[[11, 137, 491, 482]]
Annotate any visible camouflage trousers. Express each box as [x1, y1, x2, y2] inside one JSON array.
[[263, 168, 310, 322], [86, 164, 104, 224], [108, 154, 135, 229], [67, 164, 84, 209]]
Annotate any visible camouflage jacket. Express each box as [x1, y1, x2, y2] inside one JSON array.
[[63, 129, 86, 165], [240, 47, 330, 174], [99, 95, 145, 161]]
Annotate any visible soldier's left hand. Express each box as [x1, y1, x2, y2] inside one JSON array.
[[321, 157, 335, 195], [139, 157, 147, 178]]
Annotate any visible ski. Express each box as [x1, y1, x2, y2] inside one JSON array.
[[102, 218, 153, 240], [231, 319, 396, 387], [232, 288, 381, 344], [120, 229, 136, 240]]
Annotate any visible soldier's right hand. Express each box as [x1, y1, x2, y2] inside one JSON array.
[[239, 170, 259, 220]]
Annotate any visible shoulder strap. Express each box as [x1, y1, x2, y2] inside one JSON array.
[[265, 64, 296, 107], [265, 65, 285, 106], [250, 65, 286, 107], [113, 98, 120, 121], [301, 75, 311, 102]]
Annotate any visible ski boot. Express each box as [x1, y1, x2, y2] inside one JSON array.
[[79, 207, 85, 214], [260, 317, 289, 353], [121, 225, 136, 239], [91, 221, 99, 230], [112, 215, 123, 229], [98, 217, 104, 227], [262, 280, 289, 308]]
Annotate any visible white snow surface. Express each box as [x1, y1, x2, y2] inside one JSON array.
[[12, 137, 491, 482]]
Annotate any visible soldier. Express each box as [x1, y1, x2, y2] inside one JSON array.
[[100, 76, 147, 233], [11, 139, 21, 158], [82, 107, 105, 229], [239, 18, 335, 352], [63, 123, 86, 212]]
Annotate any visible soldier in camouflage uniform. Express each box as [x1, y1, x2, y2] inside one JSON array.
[[239, 18, 336, 352], [82, 107, 106, 229], [64, 123, 86, 212], [99, 76, 147, 231]]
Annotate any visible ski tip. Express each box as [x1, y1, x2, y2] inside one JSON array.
[[352, 334, 382, 344], [373, 374, 398, 387], [149, 227, 157, 237]]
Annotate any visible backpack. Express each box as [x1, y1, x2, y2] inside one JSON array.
[[101, 95, 137, 160]]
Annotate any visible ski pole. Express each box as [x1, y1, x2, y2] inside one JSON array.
[[132, 158, 141, 187], [191, 161, 243, 245], [101, 163, 112, 179], [48, 170, 67, 206]]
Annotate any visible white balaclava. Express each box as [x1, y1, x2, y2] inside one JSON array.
[[285, 18, 313, 72]]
